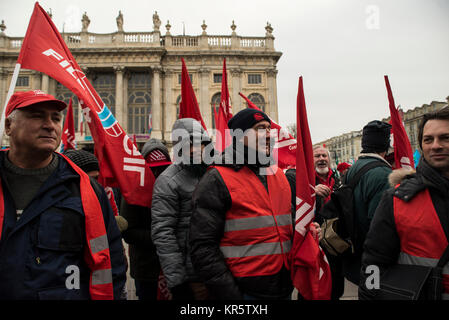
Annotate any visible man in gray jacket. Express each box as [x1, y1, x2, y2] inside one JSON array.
[[151, 118, 212, 300]]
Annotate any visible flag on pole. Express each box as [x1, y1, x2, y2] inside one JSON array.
[[220, 58, 233, 122], [413, 149, 421, 167], [384, 75, 414, 170], [239, 92, 296, 169], [148, 112, 153, 137], [291, 76, 332, 300], [17, 2, 155, 207], [178, 58, 207, 130], [60, 97, 76, 152]]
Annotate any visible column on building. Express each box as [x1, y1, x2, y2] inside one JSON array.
[[32, 71, 41, 90], [0, 68, 7, 110], [114, 66, 125, 129], [266, 68, 278, 122], [199, 68, 211, 128], [230, 68, 242, 114], [151, 66, 162, 139], [163, 69, 175, 142], [41, 74, 49, 93], [122, 70, 130, 133]]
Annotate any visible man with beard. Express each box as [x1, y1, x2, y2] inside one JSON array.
[[359, 108, 449, 300], [189, 108, 300, 300], [151, 118, 212, 300]]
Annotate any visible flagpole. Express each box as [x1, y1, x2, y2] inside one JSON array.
[[0, 63, 21, 141]]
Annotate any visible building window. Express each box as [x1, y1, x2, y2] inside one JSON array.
[[91, 72, 116, 116], [213, 74, 222, 84], [55, 83, 79, 131], [248, 74, 262, 84], [128, 72, 151, 134], [176, 95, 182, 119], [17, 76, 29, 87], [211, 92, 221, 128], [247, 93, 265, 112], [178, 74, 193, 84]]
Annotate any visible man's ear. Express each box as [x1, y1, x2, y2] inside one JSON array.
[[4, 118, 12, 136]]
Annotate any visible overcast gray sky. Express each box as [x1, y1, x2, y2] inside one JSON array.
[[1, 0, 448, 143]]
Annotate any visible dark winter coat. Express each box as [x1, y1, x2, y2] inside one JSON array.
[[341, 153, 392, 284], [359, 159, 449, 299], [151, 118, 211, 289], [0, 153, 127, 300]]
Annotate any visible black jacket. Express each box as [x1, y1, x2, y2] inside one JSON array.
[[0, 153, 127, 299], [189, 148, 293, 300], [359, 159, 449, 299]]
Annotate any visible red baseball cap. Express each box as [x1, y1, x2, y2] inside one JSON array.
[[145, 149, 172, 167], [5, 90, 67, 117]]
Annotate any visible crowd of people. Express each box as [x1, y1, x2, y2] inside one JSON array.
[[0, 89, 448, 301]]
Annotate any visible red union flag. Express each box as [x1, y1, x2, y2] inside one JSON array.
[[384, 75, 414, 170], [291, 76, 331, 300], [220, 58, 233, 122], [61, 97, 76, 152], [239, 92, 296, 169], [17, 3, 154, 207], [179, 58, 207, 130]]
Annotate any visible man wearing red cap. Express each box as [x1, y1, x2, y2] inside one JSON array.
[[0, 90, 126, 299]]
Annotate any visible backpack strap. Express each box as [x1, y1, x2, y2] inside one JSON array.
[[437, 244, 449, 268], [347, 160, 390, 189]]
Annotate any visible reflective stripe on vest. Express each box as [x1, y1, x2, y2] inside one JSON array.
[[221, 240, 292, 259], [224, 213, 292, 232], [215, 165, 292, 278], [394, 188, 449, 299]]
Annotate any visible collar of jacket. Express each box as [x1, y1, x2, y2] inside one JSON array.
[[394, 158, 449, 202], [358, 153, 392, 167]]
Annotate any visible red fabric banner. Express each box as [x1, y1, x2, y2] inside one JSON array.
[[61, 97, 76, 151], [384, 75, 414, 170], [17, 3, 154, 207], [220, 58, 233, 122], [291, 76, 332, 300], [178, 58, 207, 130]]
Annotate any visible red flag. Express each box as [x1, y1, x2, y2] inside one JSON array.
[[220, 58, 233, 121], [61, 97, 76, 152], [215, 101, 232, 153], [384, 75, 414, 170], [239, 92, 296, 169], [291, 76, 332, 300], [17, 3, 155, 207], [178, 58, 207, 130]]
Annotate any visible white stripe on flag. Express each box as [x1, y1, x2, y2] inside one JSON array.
[[276, 139, 297, 149]]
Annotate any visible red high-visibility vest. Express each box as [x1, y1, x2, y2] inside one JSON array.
[[214, 165, 292, 278], [394, 188, 449, 299]]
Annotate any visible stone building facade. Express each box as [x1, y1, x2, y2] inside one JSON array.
[[317, 98, 448, 166], [0, 12, 282, 147]]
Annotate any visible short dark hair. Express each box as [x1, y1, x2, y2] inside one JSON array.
[[418, 107, 449, 150]]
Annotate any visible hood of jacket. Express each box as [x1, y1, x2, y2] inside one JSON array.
[[394, 158, 449, 202], [171, 118, 211, 148], [141, 138, 171, 162]]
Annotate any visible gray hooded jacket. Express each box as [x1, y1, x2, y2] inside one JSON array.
[[151, 118, 211, 289]]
